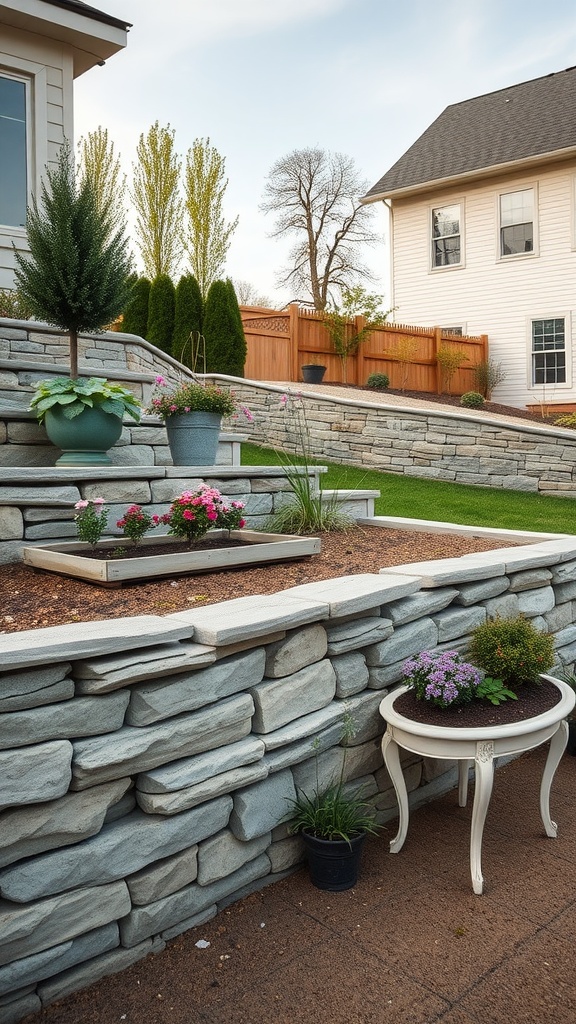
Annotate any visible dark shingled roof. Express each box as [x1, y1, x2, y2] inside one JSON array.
[[365, 66, 576, 200], [40, 0, 130, 31]]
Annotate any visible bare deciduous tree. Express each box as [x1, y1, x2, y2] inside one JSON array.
[[183, 137, 239, 300], [131, 121, 183, 279], [232, 279, 271, 307], [260, 148, 379, 311]]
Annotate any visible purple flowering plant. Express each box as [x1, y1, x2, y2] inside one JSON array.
[[402, 650, 482, 709]]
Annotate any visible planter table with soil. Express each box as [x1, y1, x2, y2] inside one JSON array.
[[379, 675, 575, 895], [22, 530, 321, 586]]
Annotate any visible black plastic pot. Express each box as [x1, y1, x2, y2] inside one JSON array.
[[567, 720, 576, 755], [301, 364, 326, 384], [301, 831, 366, 891]]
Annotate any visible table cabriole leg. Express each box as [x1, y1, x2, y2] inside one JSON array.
[[382, 729, 409, 853], [458, 759, 472, 807], [470, 741, 495, 895], [540, 721, 568, 837]]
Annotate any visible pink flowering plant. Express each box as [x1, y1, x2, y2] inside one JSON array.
[[73, 497, 108, 547], [116, 504, 162, 546], [147, 375, 253, 423], [164, 485, 246, 546], [402, 650, 482, 709]]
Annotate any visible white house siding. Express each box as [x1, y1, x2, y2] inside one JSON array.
[[0, 25, 71, 288], [390, 160, 576, 409]]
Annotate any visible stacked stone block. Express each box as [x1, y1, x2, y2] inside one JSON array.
[[1, 536, 576, 1020]]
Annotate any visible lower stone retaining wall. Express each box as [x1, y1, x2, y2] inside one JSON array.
[[1, 536, 576, 1021], [226, 379, 576, 499]]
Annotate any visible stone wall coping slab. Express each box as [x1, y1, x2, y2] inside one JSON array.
[[168, 594, 330, 645], [282, 573, 421, 616], [0, 618, 194, 671]]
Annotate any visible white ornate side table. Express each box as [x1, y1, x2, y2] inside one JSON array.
[[379, 675, 575, 895]]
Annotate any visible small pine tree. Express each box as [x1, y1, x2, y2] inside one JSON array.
[[203, 279, 246, 376], [13, 144, 132, 379], [120, 275, 151, 338], [173, 274, 204, 368], [147, 274, 175, 355]]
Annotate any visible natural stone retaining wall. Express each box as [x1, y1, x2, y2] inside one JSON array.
[[0, 464, 323, 564], [225, 379, 576, 499], [2, 536, 576, 1021]]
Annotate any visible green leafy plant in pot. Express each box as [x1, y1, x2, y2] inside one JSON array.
[[287, 715, 381, 891], [14, 144, 137, 465]]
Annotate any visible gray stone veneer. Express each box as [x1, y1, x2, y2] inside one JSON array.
[[226, 379, 576, 499], [1, 535, 576, 1019]]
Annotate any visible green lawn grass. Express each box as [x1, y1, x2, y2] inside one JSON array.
[[241, 441, 576, 535]]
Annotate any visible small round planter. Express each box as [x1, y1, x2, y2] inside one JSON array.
[[301, 364, 326, 384], [165, 411, 222, 466], [301, 830, 366, 891], [44, 405, 123, 466]]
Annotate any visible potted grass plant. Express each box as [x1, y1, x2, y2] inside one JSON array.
[[287, 716, 381, 891], [14, 144, 137, 465]]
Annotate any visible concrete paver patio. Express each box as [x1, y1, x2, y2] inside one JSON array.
[[30, 744, 576, 1024]]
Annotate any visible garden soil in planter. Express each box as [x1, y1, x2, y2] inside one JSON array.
[[394, 678, 562, 728]]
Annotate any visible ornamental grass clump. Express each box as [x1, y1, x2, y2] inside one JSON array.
[[468, 615, 555, 689], [402, 650, 482, 708], [287, 715, 381, 844], [164, 485, 245, 546]]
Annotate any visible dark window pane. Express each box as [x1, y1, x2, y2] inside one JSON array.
[[433, 238, 460, 267], [0, 77, 27, 228], [501, 223, 533, 255]]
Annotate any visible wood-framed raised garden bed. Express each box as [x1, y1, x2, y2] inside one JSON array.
[[22, 530, 321, 586]]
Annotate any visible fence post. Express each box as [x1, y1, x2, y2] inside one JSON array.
[[354, 315, 366, 386], [481, 334, 488, 364], [289, 303, 300, 382], [434, 326, 442, 393]]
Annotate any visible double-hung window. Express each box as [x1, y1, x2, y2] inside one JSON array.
[[0, 74, 27, 229], [531, 318, 566, 385], [431, 205, 461, 268], [500, 189, 534, 257]]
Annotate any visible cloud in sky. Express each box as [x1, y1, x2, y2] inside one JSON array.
[[74, 0, 576, 305]]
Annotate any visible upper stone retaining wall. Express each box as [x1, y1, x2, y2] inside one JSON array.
[[223, 378, 576, 499], [1, 536, 576, 1021], [0, 463, 321, 564]]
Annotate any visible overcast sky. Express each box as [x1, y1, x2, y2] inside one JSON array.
[[74, 0, 576, 306]]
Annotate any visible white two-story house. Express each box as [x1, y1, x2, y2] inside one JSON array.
[[363, 66, 576, 410], [0, 0, 129, 289]]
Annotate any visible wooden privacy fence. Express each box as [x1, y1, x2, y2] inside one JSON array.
[[240, 303, 488, 395]]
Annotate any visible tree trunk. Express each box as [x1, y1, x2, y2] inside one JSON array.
[[69, 329, 79, 380]]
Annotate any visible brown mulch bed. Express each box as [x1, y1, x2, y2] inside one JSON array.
[[0, 526, 514, 634], [322, 382, 559, 425]]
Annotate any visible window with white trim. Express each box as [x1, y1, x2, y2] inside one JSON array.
[[500, 188, 533, 257], [431, 205, 461, 267], [531, 318, 566, 385], [0, 74, 27, 229]]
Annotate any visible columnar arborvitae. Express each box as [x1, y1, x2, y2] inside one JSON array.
[[13, 144, 132, 378], [121, 276, 151, 338], [172, 274, 204, 368], [147, 274, 175, 355], [203, 278, 246, 376]]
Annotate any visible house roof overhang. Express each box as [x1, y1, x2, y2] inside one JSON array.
[[361, 146, 576, 205], [0, 0, 130, 77]]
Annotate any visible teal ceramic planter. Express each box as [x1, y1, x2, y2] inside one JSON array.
[[165, 411, 222, 466], [44, 406, 123, 466]]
